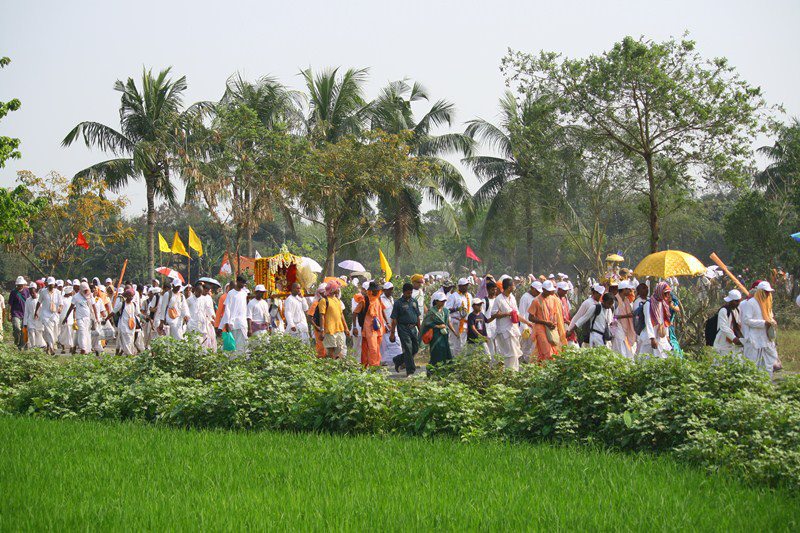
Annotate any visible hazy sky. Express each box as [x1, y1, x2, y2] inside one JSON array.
[[1, 0, 798, 216]]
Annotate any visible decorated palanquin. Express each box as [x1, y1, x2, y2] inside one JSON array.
[[254, 246, 314, 296]]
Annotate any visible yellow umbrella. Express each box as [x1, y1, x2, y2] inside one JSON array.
[[606, 253, 624, 262], [633, 250, 705, 278]]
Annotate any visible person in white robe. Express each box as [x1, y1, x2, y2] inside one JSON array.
[[199, 284, 217, 350], [146, 287, 163, 344], [572, 293, 615, 347], [713, 289, 744, 358], [159, 278, 189, 340], [637, 281, 672, 359], [518, 282, 541, 363], [446, 278, 473, 356], [484, 281, 499, 361], [567, 284, 605, 347], [490, 278, 532, 371], [247, 285, 271, 337], [37, 277, 63, 354], [91, 290, 109, 355], [610, 281, 637, 358], [64, 282, 94, 354], [58, 286, 75, 353], [221, 275, 249, 353], [23, 284, 44, 349], [284, 282, 310, 341], [113, 289, 139, 355], [740, 281, 778, 376], [186, 284, 212, 346], [268, 297, 285, 333], [380, 282, 403, 364]]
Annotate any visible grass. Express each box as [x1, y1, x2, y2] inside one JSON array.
[[0, 417, 797, 531], [778, 328, 800, 374]]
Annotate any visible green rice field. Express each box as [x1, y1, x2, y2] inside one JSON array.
[[0, 417, 797, 531]]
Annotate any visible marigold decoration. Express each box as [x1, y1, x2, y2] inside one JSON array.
[[254, 245, 311, 296]]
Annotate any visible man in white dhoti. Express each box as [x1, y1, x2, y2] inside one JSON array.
[[186, 284, 209, 343], [637, 281, 673, 359], [159, 278, 189, 340], [63, 282, 94, 354], [36, 277, 63, 354], [23, 284, 44, 349], [247, 284, 270, 337], [221, 275, 249, 353], [58, 285, 75, 354], [113, 289, 139, 355], [518, 281, 541, 362], [490, 278, 532, 371], [146, 287, 163, 344], [199, 283, 217, 350], [284, 282, 310, 341], [713, 289, 743, 358], [741, 281, 778, 376], [380, 282, 403, 365], [446, 278, 472, 356]]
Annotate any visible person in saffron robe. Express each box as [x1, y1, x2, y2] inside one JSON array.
[[528, 280, 567, 363], [556, 282, 578, 346], [359, 282, 386, 367], [308, 283, 328, 358]]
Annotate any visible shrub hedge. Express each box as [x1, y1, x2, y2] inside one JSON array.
[[1, 334, 798, 490]]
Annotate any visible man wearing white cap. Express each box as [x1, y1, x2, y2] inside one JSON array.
[[36, 276, 63, 354], [159, 278, 189, 340], [568, 284, 606, 346], [529, 280, 568, 361], [570, 291, 614, 348], [146, 287, 164, 344], [518, 281, 541, 361], [713, 289, 743, 357], [113, 288, 140, 355], [63, 282, 94, 354], [9, 276, 29, 347], [284, 282, 310, 342], [186, 284, 211, 345], [490, 277, 530, 371], [23, 283, 44, 349], [380, 282, 403, 365], [740, 281, 778, 375], [446, 278, 473, 355], [247, 285, 271, 337]]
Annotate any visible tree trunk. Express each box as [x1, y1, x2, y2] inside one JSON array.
[[146, 181, 156, 277], [394, 231, 403, 277], [324, 222, 337, 276], [525, 200, 534, 273], [644, 154, 660, 253], [245, 189, 253, 257]]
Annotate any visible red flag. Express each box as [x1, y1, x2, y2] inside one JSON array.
[[465, 245, 481, 262], [75, 231, 89, 250]]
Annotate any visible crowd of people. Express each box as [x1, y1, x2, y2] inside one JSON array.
[[1, 267, 783, 378]]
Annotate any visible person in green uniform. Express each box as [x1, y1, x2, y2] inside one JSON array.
[[421, 292, 457, 372], [390, 283, 422, 375]]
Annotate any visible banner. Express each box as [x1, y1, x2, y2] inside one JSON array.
[[379, 249, 393, 282], [188, 226, 203, 256], [466, 245, 481, 262], [158, 232, 171, 253], [171, 231, 190, 258]]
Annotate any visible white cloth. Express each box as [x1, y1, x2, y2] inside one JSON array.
[[284, 294, 310, 340], [713, 306, 742, 357], [411, 289, 426, 314], [574, 303, 613, 348], [160, 290, 189, 340], [740, 298, 778, 375], [198, 294, 217, 349], [58, 295, 74, 349], [446, 291, 471, 356], [568, 297, 597, 331], [380, 295, 403, 361], [247, 298, 270, 336], [220, 288, 248, 331], [637, 301, 671, 358], [113, 299, 138, 355]]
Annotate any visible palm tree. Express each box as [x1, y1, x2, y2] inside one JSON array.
[[301, 67, 370, 144], [756, 118, 800, 201], [369, 80, 473, 269], [63, 67, 196, 276]]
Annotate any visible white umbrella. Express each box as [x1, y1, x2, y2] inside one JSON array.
[[338, 260, 365, 271], [426, 271, 450, 279], [301, 257, 323, 273]]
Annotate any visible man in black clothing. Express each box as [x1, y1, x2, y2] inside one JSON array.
[[390, 283, 422, 375]]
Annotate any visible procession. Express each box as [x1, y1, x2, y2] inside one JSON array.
[[4, 246, 786, 380]]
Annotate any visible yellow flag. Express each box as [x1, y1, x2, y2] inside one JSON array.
[[188, 226, 203, 256], [379, 249, 392, 282], [171, 231, 190, 258], [158, 232, 171, 253]]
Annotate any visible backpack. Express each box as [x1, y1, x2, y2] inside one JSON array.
[[704, 307, 724, 346], [579, 304, 602, 345], [632, 302, 646, 336], [312, 297, 328, 329]]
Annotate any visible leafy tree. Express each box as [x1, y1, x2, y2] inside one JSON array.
[[369, 80, 473, 268], [62, 67, 207, 276], [502, 34, 767, 252], [0, 56, 22, 168], [302, 67, 370, 143], [13, 171, 132, 276], [756, 118, 800, 207], [291, 131, 433, 275], [0, 185, 45, 247]]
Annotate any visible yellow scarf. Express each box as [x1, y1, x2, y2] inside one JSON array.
[[754, 290, 773, 322]]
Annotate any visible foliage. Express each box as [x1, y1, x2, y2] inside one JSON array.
[[502, 34, 768, 252], [0, 56, 22, 168], [2, 337, 799, 490], [12, 171, 132, 276], [0, 184, 46, 246]]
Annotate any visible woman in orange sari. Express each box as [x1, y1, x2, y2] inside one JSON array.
[[308, 283, 328, 358], [357, 282, 386, 367]]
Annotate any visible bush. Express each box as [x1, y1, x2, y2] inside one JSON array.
[[1, 335, 798, 490]]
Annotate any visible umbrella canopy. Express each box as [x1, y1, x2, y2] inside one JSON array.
[[301, 257, 323, 273], [425, 271, 450, 278], [338, 260, 365, 271], [155, 267, 185, 283], [633, 251, 705, 278], [348, 271, 372, 280], [197, 276, 221, 288], [606, 253, 624, 262]]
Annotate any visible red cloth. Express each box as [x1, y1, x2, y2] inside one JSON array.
[[465, 245, 481, 262], [76, 231, 89, 250]]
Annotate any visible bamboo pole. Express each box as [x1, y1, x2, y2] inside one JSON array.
[[709, 252, 749, 297]]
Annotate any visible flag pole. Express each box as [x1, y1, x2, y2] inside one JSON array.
[[112, 259, 128, 307], [188, 252, 191, 285]]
